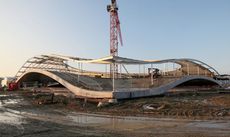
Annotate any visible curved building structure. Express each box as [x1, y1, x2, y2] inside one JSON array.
[[15, 54, 221, 99]]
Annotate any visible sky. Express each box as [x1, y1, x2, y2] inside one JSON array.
[[0, 0, 230, 77]]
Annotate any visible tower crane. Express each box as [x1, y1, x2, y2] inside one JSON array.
[[107, 0, 123, 78]]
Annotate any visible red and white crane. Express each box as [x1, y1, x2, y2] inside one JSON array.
[[107, 0, 123, 56], [107, 0, 123, 77]]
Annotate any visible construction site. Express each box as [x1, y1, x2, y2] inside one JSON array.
[[1, 0, 230, 137], [2, 0, 228, 101], [11, 54, 229, 100]]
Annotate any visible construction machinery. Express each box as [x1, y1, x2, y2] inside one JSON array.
[[8, 82, 18, 91], [107, 0, 123, 78]]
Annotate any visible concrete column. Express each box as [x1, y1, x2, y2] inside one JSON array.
[[139, 64, 141, 78], [173, 62, 175, 76], [112, 63, 115, 92], [119, 64, 122, 78], [151, 64, 153, 85], [187, 63, 190, 75], [143, 65, 145, 75]]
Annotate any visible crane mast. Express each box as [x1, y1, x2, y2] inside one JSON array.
[[107, 0, 123, 78]]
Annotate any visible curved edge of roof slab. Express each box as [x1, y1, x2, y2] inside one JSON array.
[[15, 54, 223, 100], [113, 75, 221, 99]]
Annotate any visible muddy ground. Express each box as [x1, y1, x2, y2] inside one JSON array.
[[0, 90, 230, 137]]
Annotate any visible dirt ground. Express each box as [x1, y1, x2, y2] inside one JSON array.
[[96, 91, 230, 120], [0, 90, 230, 137]]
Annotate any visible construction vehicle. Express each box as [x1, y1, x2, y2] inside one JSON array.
[[8, 82, 18, 91]]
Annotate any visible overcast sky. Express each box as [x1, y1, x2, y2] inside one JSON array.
[[0, 0, 230, 77]]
